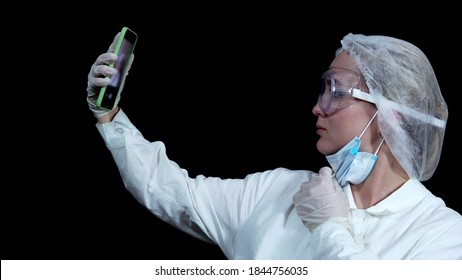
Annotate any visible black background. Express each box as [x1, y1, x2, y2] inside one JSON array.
[[3, 7, 460, 260]]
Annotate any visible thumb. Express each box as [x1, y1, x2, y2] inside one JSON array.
[[108, 32, 121, 53], [319, 166, 333, 177]]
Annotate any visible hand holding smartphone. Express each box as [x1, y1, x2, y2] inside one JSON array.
[[96, 27, 138, 110]]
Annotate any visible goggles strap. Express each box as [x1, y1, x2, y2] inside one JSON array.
[[352, 89, 375, 104]]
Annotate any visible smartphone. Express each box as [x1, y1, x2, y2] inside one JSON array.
[[96, 27, 138, 110]]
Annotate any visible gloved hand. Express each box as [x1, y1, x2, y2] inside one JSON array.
[[87, 32, 134, 118], [293, 166, 351, 232]]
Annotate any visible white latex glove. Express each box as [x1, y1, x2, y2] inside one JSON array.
[[293, 166, 351, 232], [87, 32, 134, 118]]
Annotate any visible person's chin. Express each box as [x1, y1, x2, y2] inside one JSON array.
[[316, 140, 330, 155]]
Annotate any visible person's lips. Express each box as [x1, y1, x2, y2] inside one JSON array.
[[316, 123, 326, 135]]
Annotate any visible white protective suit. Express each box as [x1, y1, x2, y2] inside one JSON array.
[[96, 109, 462, 260]]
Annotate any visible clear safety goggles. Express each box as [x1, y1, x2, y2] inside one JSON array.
[[318, 67, 375, 114]]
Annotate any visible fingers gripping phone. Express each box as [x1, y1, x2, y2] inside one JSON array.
[[96, 27, 138, 110]]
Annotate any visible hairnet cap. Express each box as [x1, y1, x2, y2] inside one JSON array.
[[339, 33, 448, 181]]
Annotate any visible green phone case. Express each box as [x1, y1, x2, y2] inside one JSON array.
[[96, 27, 137, 110]]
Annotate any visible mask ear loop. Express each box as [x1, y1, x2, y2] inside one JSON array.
[[373, 126, 386, 156], [358, 110, 379, 139], [374, 137, 385, 155], [359, 110, 384, 155]]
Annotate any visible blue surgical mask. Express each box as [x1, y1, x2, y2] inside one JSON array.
[[325, 111, 384, 187]]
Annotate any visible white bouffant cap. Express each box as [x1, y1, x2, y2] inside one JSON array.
[[339, 33, 448, 181]]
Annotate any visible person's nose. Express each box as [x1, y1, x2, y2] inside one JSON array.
[[312, 101, 324, 117]]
